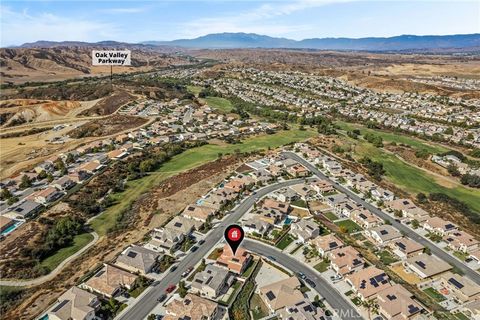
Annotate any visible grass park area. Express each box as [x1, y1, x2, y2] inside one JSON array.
[[338, 128, 480, 214], [203, 96, 234, 113], [336, 121, 450, 154], [334, 219, 362, 233], [39, 233, 94, 271], [378, 250, 398, 265], [91, 128, 316, 236]]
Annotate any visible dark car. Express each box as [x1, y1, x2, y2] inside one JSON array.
[[306, 278, 316, 288], [170, 265, 177, 272], [157, 294, 166, 302], [191, 246, 198, 252], [297, 272, 306, 280], [267, 256, 276, 261], [198, 239, 205, 245]]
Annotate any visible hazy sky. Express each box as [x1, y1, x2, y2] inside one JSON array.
[[1, 0, 479, 46]]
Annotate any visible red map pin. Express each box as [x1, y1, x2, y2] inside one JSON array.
[[224, 224, 245, 256]]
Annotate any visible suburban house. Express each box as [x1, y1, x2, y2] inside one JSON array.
[[287, 164, 309, 177], [164, 293, 219, 320], [404, 253, 452, 279], [389, 237, 425, 259], [277, 299, 324, 320], [81, 264, 137, 298], [7, 200, 43, 219], [191, 264, 233, 299], [262, 198, 290, 215], [422, 217, 458, 235], [28, 187, 63, 204], [289, 183, 316, 200], [259, 277, 305, 313], [48, 286, 100, 320], [52, 176, 76, 191], [376, 284, 423, 319], [148, 228, 184, 253], [182, 204, 216, 222], [439, 272, 480, 303], [216, 244, 252, 274], [115, 245, 161, 274], [443, 230, 480, 253], [164, 215, 197, 236], [350, 208, 382, 229], [324, 193, 348, 208], [310, 179, 335, 195], [334, 200, 363, 217], [107, 149, 128, 160], [345, 266, 392, 301], [77, 161, 103, 175], [242, 217, 272, 236], [366, 225, 403, 246], [270, 187, 298, 203], [309, 234, 344, 257], [329, 246, 365, 276], [290, 219, 320, 243]]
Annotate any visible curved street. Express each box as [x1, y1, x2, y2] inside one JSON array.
[[243, 238, 362, 320], [283, 151, 480, 285], [117, 177, 356, 320], [0, 231, 99, 287]]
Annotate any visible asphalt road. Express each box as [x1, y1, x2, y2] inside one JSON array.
[[117, 178, 305, 320], [283, 151, 480, 285], [243, 238, 362, 320]]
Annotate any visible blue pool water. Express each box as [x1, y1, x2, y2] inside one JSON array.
[[39, 314, 49, 320], [1, 221, 21, 235], [284, 217, 293, 225], [196, 199, 205, 205]]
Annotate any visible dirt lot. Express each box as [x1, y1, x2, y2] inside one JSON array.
[[68, 114, 148, 138], [80, 90, 137, 116], [4, 155, 242, 320]]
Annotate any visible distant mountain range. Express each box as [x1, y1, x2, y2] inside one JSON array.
[[142, 33, 480, 51], [13, 33, 480, 51]]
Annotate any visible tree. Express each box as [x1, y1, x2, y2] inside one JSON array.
[[19, 175, 32, 189], [178, 281, 188, 298], [37, 170, 48, 180], [411, 219, 420, 229], [416, 193, 427, 204], [0, 188, 13, 201], [65, 153, 75, 164], [444, 127, 454, 135], [147, 314, 156, 320], [447, 163, 461, 177]]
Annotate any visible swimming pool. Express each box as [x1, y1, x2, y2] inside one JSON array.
[[0, 221, 22, 236], [284, 217, 293, 225]]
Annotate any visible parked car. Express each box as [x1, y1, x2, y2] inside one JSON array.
[[182, 267, 194, 277], [306, 278, 316, 288], [198, 239, 205, 245], [191, 246, 198, 252], [157, 294, 166, 302], [170, 265, 177, 272], [267, 256, 276, 261], [297, 272, 306, 280], [166, 284, 176, 293]]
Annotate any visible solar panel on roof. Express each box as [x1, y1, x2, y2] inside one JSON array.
[[174, 222, 183, 228], [360, 280, 366, 289], [445, 224, 455, 230], [386, 294, 397, 301], [408, 305, 420, 314], [415, 261, 426, 269], [380, 230, 388, 235], [328, 242, 337, 248], [127, 251, 137, 258], [266, 291, 276, 301], [396, 242, 406, 250], [51, 300, 69, 313], [448, 278, 464, 289]]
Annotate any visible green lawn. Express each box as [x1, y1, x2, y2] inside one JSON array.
[[39, 233, 94, 271], [378, 250, 398, 265], [453, 312, 471, 320], [291, 199, 308, 208], [334, 219, 362, 233], [324, 212, 338, 221], [203, 96, 234, 112], [453, 251, 469, 261], [276, 234, 295, 250], [313, 261, 330, 273], [186, 85, 203, 96], [336, 121, 450, 154], [91, 128, 316, 236], [423, 287, 446, 302], [346, 137, 480, 214]]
